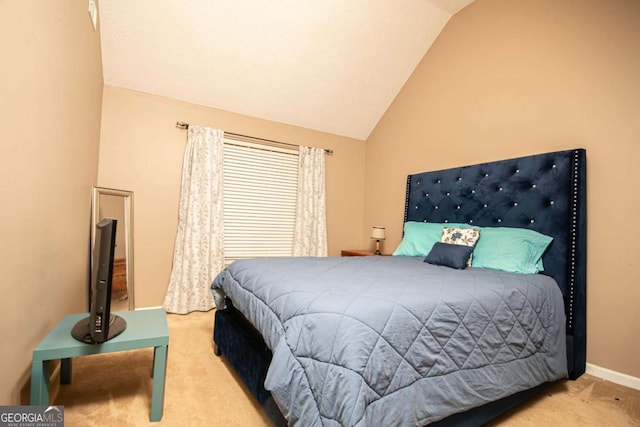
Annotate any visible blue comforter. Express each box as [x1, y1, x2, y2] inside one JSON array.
[[211, 256, 567, 426]]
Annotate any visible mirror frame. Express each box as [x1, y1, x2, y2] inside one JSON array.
[[92, 186, 135, 310]]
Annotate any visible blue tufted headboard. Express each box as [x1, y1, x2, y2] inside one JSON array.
[[403, 148, 586, 379]]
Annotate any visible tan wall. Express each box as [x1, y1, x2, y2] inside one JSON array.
[[364, 0, 640, 378], [0, 1, 103, 403], [98, 86, 366, 308]]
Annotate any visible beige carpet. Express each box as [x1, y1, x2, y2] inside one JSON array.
[[54, 311, 640, 426]]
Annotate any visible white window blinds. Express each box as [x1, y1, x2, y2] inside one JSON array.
[[222, 139, 298, 264]]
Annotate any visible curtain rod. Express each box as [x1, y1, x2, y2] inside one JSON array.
[[175, 121, 333, 155]]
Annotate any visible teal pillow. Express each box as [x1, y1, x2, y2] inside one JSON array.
[[393, 221, 468, 256], [471, 227, 553, 274]]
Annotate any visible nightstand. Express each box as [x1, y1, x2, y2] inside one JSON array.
[[341, 249, 389, 256]]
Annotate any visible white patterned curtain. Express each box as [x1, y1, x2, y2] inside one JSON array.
[[292, 146, 328, 256], [164, 126, 225, 314]]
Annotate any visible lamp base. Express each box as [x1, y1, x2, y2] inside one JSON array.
[[374, 240, 381, 255]]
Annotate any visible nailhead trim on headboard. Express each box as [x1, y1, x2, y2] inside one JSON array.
[[568, 151, 579, 332]]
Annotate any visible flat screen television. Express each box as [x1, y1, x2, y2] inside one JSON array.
[[71, 218, 127, 343]]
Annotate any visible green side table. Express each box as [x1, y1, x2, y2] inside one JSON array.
[[30, 308, 169, 422]]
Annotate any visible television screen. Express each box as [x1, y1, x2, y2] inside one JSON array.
[[71, 218, 126, 343]]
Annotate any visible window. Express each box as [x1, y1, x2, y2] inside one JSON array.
[[222, 138, 298, 265]]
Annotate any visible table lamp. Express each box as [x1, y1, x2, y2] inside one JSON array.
[[371, 226, 386, 255]]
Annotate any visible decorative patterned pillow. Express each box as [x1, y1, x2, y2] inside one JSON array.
[[440, 227, 480, 265], [441, 227, 480, 246]]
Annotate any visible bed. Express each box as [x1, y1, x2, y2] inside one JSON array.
[[210, 148, 587, 426]]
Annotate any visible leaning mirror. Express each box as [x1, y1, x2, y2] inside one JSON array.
[[92, 187, 135, 311]]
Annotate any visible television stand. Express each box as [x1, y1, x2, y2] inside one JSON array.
[[70, 314, 127, 344]]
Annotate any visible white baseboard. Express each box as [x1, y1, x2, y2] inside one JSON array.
[[134, 306, 163, 311], [586, 363, 640, 391]]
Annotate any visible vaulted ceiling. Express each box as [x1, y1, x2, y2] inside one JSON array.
[[99, 0, 474, 140]]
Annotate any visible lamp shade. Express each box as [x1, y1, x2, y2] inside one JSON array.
[[370, 226, 386, 240]]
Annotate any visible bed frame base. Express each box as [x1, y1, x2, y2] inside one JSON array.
[[214, 305, 287, 427]]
